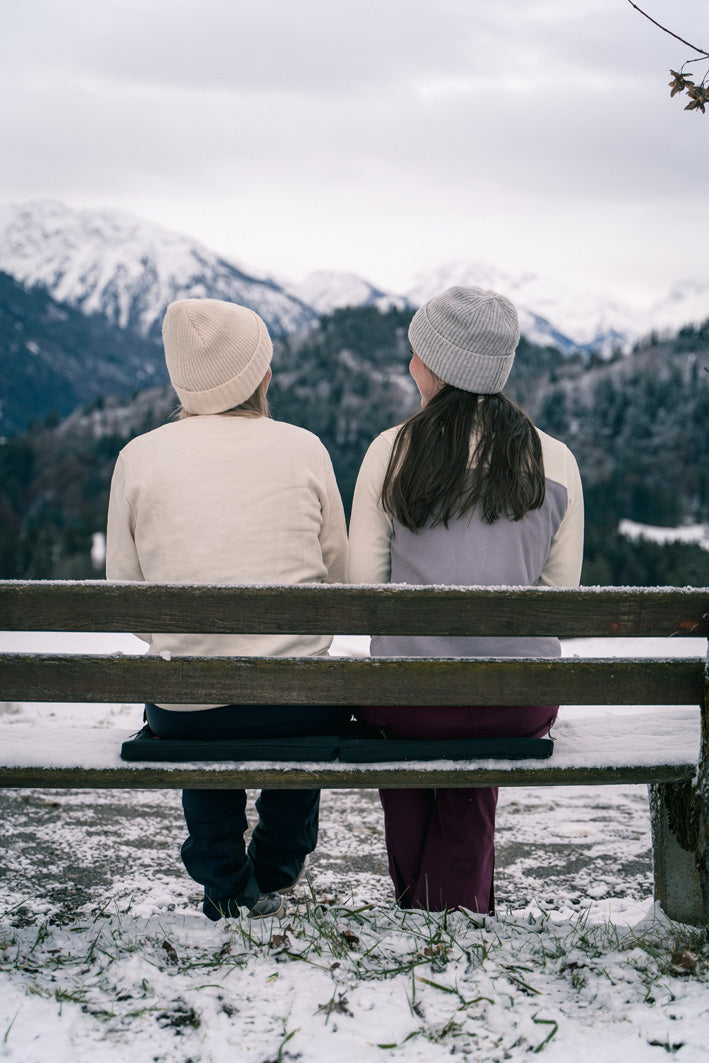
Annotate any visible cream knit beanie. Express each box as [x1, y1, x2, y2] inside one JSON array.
[[162, 298, 273, 414], [408, 286, 520, 394]]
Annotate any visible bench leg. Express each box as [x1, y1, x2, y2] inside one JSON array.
[[649, 781, 707, 925], [649, 676, 709, 927]]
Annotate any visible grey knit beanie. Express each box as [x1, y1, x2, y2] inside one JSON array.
[[408, 286, 520, 394], [162, 298, 273, 414]]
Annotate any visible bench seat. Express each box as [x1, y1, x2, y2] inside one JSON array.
[[0, 707, 699, 789]]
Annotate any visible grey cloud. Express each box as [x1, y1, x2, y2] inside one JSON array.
[[8, 0, 704, 98], [2, 0, 708, 303], [3, 0, 477, 95]]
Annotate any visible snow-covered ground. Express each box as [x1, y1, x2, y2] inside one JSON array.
[[619, 519, 709, 553], [0, 631, 707, 1061]]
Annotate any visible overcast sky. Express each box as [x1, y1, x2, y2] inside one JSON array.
[[2, 0, 708, 305]]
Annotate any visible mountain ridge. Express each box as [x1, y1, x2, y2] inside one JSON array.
[[0, 200, 316, 340], [2, 199, 707, 357]]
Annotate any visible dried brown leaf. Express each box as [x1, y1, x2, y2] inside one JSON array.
[[669, 69, 695, 96], [161, 939, 179, 965], [670, 948, 699, 973]]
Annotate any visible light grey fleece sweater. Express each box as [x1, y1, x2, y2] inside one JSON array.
[[348, 424, 584, 660]]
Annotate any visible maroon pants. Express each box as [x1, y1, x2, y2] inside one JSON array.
[[357, 704, 557, 914]]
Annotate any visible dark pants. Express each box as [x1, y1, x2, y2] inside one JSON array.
[[146, 702, 346, 920], [357, 704, 558, 915]]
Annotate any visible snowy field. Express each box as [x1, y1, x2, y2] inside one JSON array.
[[0, 631, 707, 1062]]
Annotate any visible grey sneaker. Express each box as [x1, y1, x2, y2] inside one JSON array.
[[280, 856, 309, 895], [248, 892, 285, 919]]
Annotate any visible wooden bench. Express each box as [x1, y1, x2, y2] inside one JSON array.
[[0, 580, 707, 925]]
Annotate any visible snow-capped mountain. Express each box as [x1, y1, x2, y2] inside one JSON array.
[[294, 262, 708, 355], [649, 280, 709, 336], [0, 200, 316, 338], [1, 200, 707, 356], [405, 262, 649, 357], [288, 270, 407, 316]]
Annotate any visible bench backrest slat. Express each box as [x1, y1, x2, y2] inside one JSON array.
[[0, 653, 703, 706], [1, 582, 708, 638]]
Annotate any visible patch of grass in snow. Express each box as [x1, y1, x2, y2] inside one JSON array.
[[0, 899, 707, 1060]]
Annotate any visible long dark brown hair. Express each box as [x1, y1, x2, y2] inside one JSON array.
[[381, 386, 545, 531]]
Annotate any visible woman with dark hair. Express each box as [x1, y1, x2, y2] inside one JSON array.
[[348, 286, 584, 914], [107, 298, 348, 922]]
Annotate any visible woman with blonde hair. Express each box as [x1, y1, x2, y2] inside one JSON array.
[[107, 298, 348, 921], [348, 286, 584, 913]]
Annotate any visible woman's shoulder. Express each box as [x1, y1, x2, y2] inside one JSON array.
[[376, 424, 401, 443], [352, 425, 400, 490], [366, 424, 400, 455], [360, 424, 399, 467], [120, 416, 329, 454], [535, 426, 580, 484], [265, 417, 332, 453], [117, 420, 178, 459], [535, 425, 572, 452]]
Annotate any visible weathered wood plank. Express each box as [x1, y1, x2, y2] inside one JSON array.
[[0, 653, 703, 705], [1, 581, 708, 637], [0, 762, 695, 789]]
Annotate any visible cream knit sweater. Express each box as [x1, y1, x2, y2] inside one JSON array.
[[106, 414, 347, 710]]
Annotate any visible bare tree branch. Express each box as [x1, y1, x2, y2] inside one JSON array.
[[626, 0, 709, 58]]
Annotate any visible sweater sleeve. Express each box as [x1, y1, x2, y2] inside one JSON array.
[[347, 429, 396, 584], [106, 454, 144, 583], [318, 445, 348, 583], [538, 446, 585, 587], [106, 453, 153, 644]]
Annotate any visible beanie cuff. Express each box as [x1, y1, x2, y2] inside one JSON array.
[[409, 313, 515, 394], [174, 344, 271, 414]]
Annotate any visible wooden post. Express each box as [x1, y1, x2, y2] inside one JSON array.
[[649, 646, 709, 926], [698, 655, 709, 920]]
